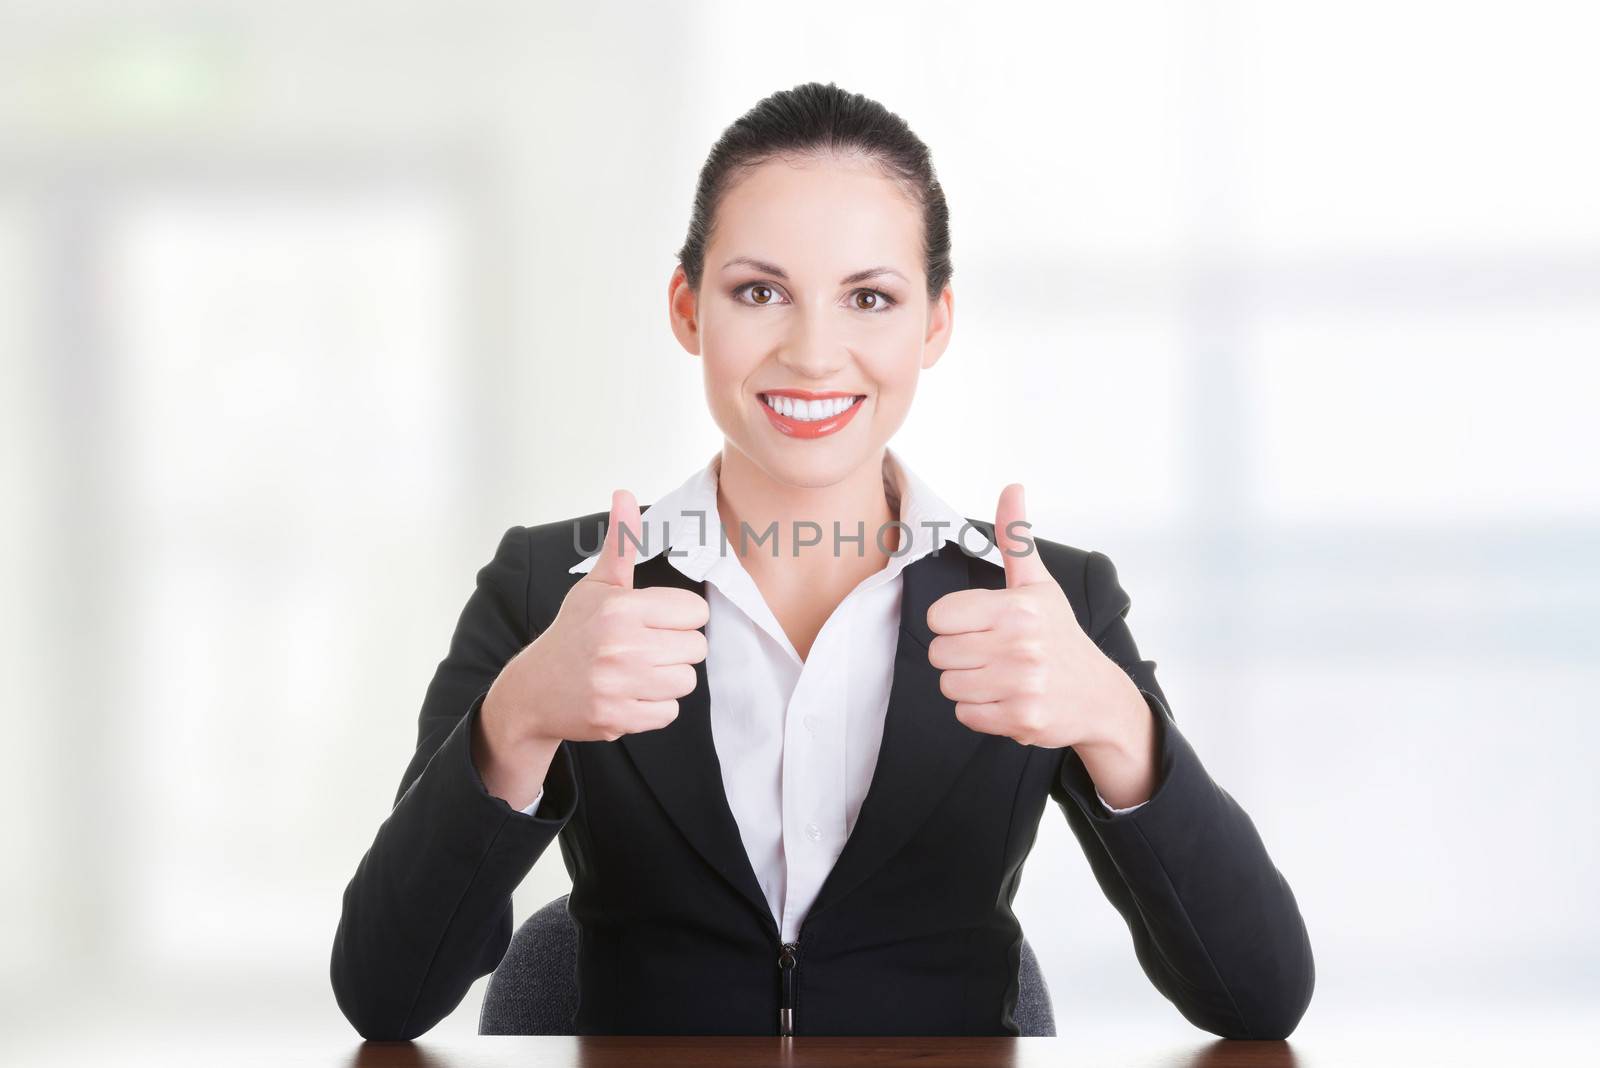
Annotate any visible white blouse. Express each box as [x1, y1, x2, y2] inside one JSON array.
[[525, 447, 1140, 942]]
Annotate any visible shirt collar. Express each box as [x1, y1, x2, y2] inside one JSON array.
[[567, 446, 1005, 580]]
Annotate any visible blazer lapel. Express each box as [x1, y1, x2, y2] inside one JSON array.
[[805, 542, 1000, 921], [615, 551, 777, 931]]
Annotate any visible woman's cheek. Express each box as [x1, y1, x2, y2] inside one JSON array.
[[699, 348, 760, 437], [700, 342, 753, 394], [862, 337, 923, 399]]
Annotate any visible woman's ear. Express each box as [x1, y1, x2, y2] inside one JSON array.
[[667, 265, 702, 357], [921, 283, 954, 369]]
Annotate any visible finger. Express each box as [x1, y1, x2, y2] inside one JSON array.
[[996, 483, 1052, 589], [586, 489, 642, 589], [926, 587, 1006, 636], [630, 661, 699, 701], [926, 630, 995, 671], [953, 700, 1007, 736], [624, 698, 681, 733], [631, 586, 711, 631], [641, 626, 709, 667], [937, 665, 1008, 705]]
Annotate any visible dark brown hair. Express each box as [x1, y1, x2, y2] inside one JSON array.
[[676, 81, 952, 301]]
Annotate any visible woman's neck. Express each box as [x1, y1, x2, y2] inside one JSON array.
[[714, 444, 901, 574]]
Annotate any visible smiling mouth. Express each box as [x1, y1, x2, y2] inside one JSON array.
[[757, 392, 867, 422]]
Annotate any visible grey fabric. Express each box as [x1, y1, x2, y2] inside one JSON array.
[[479, 895, 581, 1035], [480, 894, 1057, 1036], [1015, 936, 1057, 1037]]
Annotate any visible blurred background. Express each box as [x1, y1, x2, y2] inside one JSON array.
[[2, 0, 1596, 1062]]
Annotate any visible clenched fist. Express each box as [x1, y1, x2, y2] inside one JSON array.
[[925, 483, 1158, 806], [485, 489, 711, 751]]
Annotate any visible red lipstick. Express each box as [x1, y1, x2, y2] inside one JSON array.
[[757, 388, 867, 440]]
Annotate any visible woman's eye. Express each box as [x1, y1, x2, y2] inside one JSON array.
[[732, 283, 895, 311], [733, 283, 785, 306], [850, 289, 896, 312]]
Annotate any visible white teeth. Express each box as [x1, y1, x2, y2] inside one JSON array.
[[762, 394, 860, 421]]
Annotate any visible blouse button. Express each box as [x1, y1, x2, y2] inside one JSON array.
[[804, 714, 820, 734], [805, 822, 823, 842]]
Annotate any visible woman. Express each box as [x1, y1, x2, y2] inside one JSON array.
[[330, 81, 1314, 1042]]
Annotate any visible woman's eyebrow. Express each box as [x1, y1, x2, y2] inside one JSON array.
[[720, 256, 908, 286]]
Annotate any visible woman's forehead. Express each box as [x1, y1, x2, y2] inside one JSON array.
[[710, 158, 922, 276]]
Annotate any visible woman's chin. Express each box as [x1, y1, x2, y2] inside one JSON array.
[[742, 433, 888, 491]]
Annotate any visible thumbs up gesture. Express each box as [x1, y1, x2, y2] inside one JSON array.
[[486, 489, 710, 748], [925, 484, 1142, 752]]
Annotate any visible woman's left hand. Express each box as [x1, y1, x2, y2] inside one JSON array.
[[925, 484, 1159, 805]]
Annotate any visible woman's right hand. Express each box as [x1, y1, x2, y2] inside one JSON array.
[[482, 489, 710, 756]]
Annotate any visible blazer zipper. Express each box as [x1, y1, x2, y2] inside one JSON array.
[[777, 940, 800, 1036]]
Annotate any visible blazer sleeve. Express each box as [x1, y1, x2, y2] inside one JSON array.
[[1050, 549, 1315, 1040], [330, 525, 581, 1040]]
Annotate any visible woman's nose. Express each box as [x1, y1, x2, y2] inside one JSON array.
[[776, 310, 850, 379]]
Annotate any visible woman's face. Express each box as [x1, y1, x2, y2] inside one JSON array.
[[668, 153, 954, 491]]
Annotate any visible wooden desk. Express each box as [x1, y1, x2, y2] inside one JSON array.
[[346, 1036, 1301, 1067]]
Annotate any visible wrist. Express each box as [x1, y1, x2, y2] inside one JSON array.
[[1073, 667, 1158, 807], [484, 654, 561, 752], [472, 690, 561, 811]]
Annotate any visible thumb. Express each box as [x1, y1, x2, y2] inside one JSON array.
[[586, 489, 641, 589], [995, 483, 1051, 589]]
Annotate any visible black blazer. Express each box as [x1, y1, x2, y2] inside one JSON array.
[[330, 511, 1314, 1041]]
